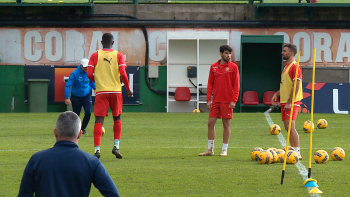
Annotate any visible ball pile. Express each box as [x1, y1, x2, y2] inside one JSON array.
[[286, 150, 299, 164], [251, 147, 297, 165], [258, 150, 273, 164], [275, 149, 285, 163], [251, 147, 263, 161]]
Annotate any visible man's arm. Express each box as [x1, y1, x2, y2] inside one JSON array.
[[64, 73, 75, 105], [118, 53, 133, 97], [206, 66, 214, 110], [87, 53, 98, 82], [89, 80, 96, 90], [92, 161, 119, 197], [230, 65, 240, 108], [271, 90, 280, 105], [18, 158, 35, 197]]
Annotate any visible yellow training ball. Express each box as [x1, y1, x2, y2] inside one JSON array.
[[192, 109, 200, 113], [317, 119, 328, 129]]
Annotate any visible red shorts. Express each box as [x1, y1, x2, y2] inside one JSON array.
[[209, 102, 233, 119], [281, 102, 300, 121], [94, 93, 123, 117]]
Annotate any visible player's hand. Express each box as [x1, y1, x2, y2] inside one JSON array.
[[207, 101, 212, 110], [127, 90, 133, 97], [229, 102, 236, 109], [284, 103, 292, 111], [65, 99, 71, 105], [271, 94, 277, 105]]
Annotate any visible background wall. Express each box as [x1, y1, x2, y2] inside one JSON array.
[[1, 3, 350, 113]]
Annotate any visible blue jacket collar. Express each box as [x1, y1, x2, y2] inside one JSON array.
[[54, 140, 79, 148]]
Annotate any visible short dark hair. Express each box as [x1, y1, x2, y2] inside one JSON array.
[[102, 33, 114, 44], [284, 43, 297, 56], [220, 45, 232, 53]]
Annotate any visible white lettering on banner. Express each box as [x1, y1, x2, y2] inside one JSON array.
[[230, 31, 242, 61], [45, 31, 63, 62], [333, 89, 348, 114], [24, 31, 43, 62], [121, 73, 134, 90], [89, 31, 103, 58], [335, 33, 350, 63], [293, 32, 311, 62], [149, 31, 166, 62], [274, 32, 290, 43], [66, 31, 85, 62], [129, 73, 134, 91], [0, 29, 23, 64], [314, 33, 333, 63]]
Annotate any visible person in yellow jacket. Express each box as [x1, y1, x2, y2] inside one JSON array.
[[271, 43, 303, 160]]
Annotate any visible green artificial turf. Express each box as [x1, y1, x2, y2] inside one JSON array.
[[1, 112, 349, 196]]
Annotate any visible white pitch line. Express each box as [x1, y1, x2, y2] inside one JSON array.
[[0, 149, 42, 152], [264, 112, 321, 197]]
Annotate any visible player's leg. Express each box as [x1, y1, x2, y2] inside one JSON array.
[[93, 94, 109, 159], [220, 103, 233, 156], [199, 117, 217, 156], [282, 104, 301, 159], [81, 93, 92, 134], [110, 93, 123, 159], [221, 119, 231, 156], [71, 95, 82, 117], [199, 102, 219, 156]]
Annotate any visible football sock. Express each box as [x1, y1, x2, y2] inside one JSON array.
[[208, 140, 214, 150], [95, 146, 100, 153], [295, 147, 300, 155], [114, 120, 122, 141], [114, 139, 120, 149], [222, 143, 228, 151], [94, 123, 103, 147]]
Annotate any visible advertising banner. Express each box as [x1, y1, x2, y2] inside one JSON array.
[[2, 28, 350, 67], [301, 82, 350, 114]]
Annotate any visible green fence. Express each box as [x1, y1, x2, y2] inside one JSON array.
[[0, 0, 347, 3], [0, 65, 167, 113]]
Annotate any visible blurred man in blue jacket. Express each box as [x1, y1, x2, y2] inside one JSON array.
[[65, 58, 96, 134], [18, 111, 119, 197]]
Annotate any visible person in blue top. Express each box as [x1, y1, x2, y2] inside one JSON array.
[[65, 58, 96, 134], [18, 111, 120, 197]]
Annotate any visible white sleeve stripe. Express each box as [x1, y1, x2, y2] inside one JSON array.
[[292, 78, 301, 81], [119, 64, 126, 67]]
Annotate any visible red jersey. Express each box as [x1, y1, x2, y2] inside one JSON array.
[[282, 61, 302, 81], [87, 49, 130, 95], [206, 60, 240, 103]]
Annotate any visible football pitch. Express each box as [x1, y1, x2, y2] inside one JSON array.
[[1, 112, 349, 196]]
